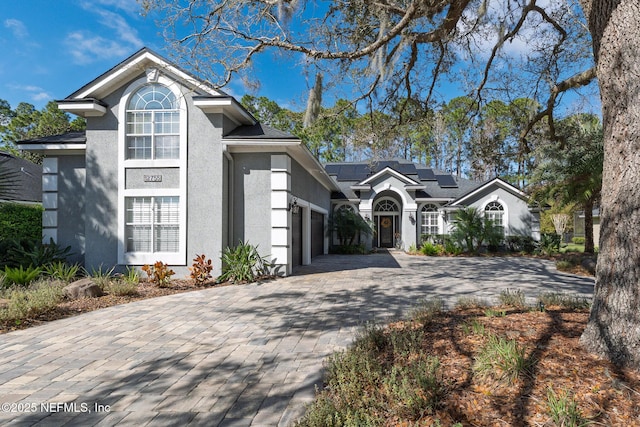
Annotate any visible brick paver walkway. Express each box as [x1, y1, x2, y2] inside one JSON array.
[[0, 252, 594, 426]]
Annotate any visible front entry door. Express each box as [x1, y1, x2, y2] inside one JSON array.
[[378, 215, 394, 248]]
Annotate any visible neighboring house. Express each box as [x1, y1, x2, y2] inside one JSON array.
[[325, 159, 540, 250], [574, 208, 600, 247], [0, 151, 42, 205], [18, 48, 337, 275]]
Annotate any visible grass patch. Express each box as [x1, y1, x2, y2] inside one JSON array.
[[0, 280, 65, 323], [455, 296, 488, 310], [498, 288, 526, 309], [105, 279, 139, 297], [296, 318, 446, 426], [485, 308, 506, 317], [546, 387, 589, 426], [408, 297, 443, 324], [473, 333, 534, 384], [538, 292, 591, 310], [461, 318, 486, 336]]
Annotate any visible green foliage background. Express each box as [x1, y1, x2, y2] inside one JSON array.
[[0, 203, 42, 242]]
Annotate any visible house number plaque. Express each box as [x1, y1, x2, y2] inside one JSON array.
[[144, 175, 162, 182]]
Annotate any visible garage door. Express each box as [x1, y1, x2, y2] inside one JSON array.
[[311, 211, 324, 258], [292, 209, 302, 267]]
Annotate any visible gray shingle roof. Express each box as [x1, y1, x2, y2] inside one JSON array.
[[0, 151, 42, 203], [18, 131, 87, 145], [224, 123, 298, 140], [324, 158, 483, 201]]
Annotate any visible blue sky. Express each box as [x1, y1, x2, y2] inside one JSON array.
[[1, 1, 600, 117], [0, 0, 312, 112]]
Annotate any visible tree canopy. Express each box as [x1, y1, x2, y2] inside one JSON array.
[[143, 0, 640, 369]]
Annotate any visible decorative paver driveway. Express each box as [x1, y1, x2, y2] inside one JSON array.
[[0, 252, 594, 426]]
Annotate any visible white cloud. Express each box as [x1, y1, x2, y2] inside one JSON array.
[[93, 0, 143, 14], [7, 84, 53, 103], [64, 2, 143, 64], [65, 31, 135, 64], [4, 18, 28, 39]]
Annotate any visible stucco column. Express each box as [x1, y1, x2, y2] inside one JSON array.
[[403, 208, 417, 250], [271, 154, 292, 275]]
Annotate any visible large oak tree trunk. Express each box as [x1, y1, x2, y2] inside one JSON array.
[[583, 199, 595, 254], [580, 0, 640, 367]]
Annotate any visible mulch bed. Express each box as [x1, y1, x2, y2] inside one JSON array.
[[414, 307, 640, 426]]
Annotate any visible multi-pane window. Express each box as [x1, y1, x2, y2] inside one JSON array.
[[125, 196, 179, 253], [126, 84, 179, 160], [485, 201, 505, 233], [375, 199, 399, 212], [421, 204, 439, 236]]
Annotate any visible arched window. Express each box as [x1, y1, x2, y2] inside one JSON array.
[[375, 199, 399, 212], [126, 84, 180, 160], [421, 204, 439, 237], [485, 201, 505, 233]]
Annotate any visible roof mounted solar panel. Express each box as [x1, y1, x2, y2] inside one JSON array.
[[435, 174, 458, 188], [417, 168, 437, 181]]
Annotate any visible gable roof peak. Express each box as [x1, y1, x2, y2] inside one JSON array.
[[65, 47, 225, 101]]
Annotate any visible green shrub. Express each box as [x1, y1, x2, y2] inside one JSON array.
[[0, 203, 42, 242], [473, 334, 534, 384], [408, 297, 443, 324], [85, 264, 116, 289], [455, 296, 488, 310], [538, 293, 591, 310], [505, 235, 537, 253], [383, 356, 444, 418], [0, 280, 65, 323], [219, 241, 271, 284], [105, 279, 139, 297], [420, 242, 443, 256], [3, 238, 72, 268], [142, 261, 175, 287], [189, 254, 213, 285], [2, 265, 42, 287], [556, 260, 574, 271], [571, 236, 586, 245], [123, 266, 140, 285], [42, 261, 80, 282], [498, 289, 526, 309], [546, 387, 588, 427], [540, 233, 561, 255]]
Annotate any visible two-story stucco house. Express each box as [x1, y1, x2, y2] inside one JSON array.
[[19, 48, 337, 276]]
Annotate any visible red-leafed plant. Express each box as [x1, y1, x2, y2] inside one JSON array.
[[141, 261, 175, 288], [189, 254, 213, 285]]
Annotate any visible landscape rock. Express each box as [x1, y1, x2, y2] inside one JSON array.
[[63, 278, 104, 300], [0, 299, 9, 310]]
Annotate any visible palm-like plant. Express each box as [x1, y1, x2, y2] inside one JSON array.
[[327, 207, 374, 247], [531, 114, 603, 253], [452, 207, 502, 253]]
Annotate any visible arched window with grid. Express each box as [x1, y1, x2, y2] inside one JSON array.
[[126, 84, 180, 160], [421, 204, 439, 237], [485, 201, 505, 234]]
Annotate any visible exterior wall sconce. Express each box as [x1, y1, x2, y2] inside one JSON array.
[[365, 214, 370, 221], [408, 212, 416, 225], [288, 197, 300, 214]]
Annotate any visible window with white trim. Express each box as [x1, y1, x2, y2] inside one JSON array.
[[485, 201, 505, 233], [421, 204, 439, 236], [375, 199, 399, 212], [126, 84, 180, 160], [125, 196, 179, 253]]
